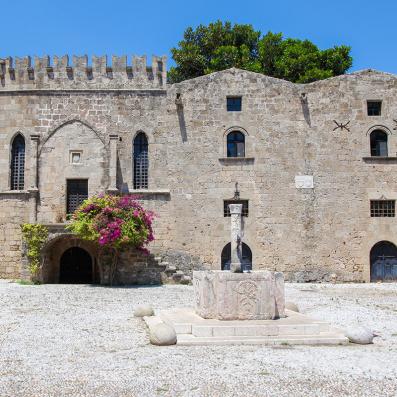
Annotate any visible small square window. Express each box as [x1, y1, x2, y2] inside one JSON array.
[[370, 200, 395, 217], [227, 97, 242, 112], [70, 151, 82, 164], [367, 101, 382, 116], [224, 200, 249, 217]]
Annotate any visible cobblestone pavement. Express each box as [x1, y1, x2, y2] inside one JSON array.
[[0, 280, 396, 397]]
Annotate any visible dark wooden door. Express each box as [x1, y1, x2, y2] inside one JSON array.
[[59, 247, 92, 284], [370, 241, 397, 282]]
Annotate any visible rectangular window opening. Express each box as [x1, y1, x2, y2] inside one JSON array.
[[67, 179, 88, 215], [367, 100, 382, 116], [370, 200, 395, 217], [227, 96, 242, 112], [224, 200, 249, 217]]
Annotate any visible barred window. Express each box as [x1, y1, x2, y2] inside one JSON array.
[[67, 179, 88, 214], [367, 101, 382, 116], [224, 200, 249, 217], [370, 200, 395, 217], [10, 134, 25, 190], [133, 132, 148, 189]]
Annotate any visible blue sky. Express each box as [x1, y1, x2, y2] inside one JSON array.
[[1, 0, 396, 74]]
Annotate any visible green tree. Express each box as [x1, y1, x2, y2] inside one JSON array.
[[168, 21, 352, 84]]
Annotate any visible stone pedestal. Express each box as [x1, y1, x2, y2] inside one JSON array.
[[229, 203, 242, 272], [193, 270, 285, 320]]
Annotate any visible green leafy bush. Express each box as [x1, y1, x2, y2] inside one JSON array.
[[21, 224, 48, 282]]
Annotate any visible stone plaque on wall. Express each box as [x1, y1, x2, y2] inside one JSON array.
[[295, 175, 314, 189]]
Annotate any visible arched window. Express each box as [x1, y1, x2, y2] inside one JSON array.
[[227, 131, 245, 158], [10, 134, 25, 190], [133, 132, 148, 189], [221, 242, 252, 271], [370, 130, 388, 157], [370, 241, 397, 281]]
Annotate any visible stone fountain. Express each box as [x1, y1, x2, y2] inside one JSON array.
[[144, 204, 348, 346], [194, 204, 285, 320]]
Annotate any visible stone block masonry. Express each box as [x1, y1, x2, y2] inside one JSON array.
[[0, 54, 396, 283]]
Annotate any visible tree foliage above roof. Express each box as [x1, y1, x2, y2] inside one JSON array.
[[168, 21, 353, 84]]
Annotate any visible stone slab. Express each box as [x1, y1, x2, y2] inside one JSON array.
[[145, 307, 348, 346], [193, 270, 285, 320]]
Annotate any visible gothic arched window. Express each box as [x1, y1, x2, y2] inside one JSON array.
[[10, 134, 25, 190], [133, 132, 148, 189], [370, 129, 388, 157], [227, 131, 245, 157]]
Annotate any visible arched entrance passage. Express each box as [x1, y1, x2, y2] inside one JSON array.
[[370, 241, 397, 282], [59, 247, 93, 284], [221, 242, 252, 271]]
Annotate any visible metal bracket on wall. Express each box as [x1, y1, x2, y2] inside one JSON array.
[[333, 120, 350, 132], [393, 119, 397, 130]]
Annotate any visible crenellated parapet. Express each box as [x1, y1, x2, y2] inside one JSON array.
[[0, 55, 167, 90]]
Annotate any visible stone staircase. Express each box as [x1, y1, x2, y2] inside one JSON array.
[[154, 257, 192, 285]]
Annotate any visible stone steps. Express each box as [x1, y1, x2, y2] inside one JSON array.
[[176, 333, 348, 346], [145, 307, 349, 346]]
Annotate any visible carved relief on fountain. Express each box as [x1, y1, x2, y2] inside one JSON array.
[[194, 270, 285, 320]]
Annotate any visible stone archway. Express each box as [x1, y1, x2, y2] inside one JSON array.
[[221, 242, 252, 271], [370, 241, 397, 282], [59, 247, 93, 284], [41, 234, 99, 283]]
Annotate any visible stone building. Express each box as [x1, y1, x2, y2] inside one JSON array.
[[0, 54, 396, 284]]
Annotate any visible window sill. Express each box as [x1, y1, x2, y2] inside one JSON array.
[[219, 157, 255, 164], [362, 157, 397, 163], [128, 189, 171, 198], [0, 190, 31, 196]]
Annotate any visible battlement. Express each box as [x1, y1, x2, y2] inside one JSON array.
[[0, 55, 167, 90]]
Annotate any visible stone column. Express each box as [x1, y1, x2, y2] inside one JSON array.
[[28, 135, 40, 223], [229, 203, 243, 273], [107, 134, 119, 193]]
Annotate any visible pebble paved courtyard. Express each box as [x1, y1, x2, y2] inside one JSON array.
[[0, 280, 396, 397]]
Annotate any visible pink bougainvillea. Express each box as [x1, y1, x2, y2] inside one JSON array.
[[67, 194, 155, 253]]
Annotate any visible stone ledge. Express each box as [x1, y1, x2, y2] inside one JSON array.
[[128, 189, 171, 199], [218, 157, 255, 165], [362, 156, 397, 163], [0, 190, 31, 197]]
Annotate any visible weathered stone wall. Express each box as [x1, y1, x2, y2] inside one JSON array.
[[0, 193, 29, 278], [1, 56, 396, 282]]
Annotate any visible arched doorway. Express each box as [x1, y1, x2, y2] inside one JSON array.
[[370, 241, 397, 282], [59, 247, 93, 283], [221, 242, 252, 271]]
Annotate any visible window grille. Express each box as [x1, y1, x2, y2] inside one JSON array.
[[10, 134, 25, 190], [133, 132, 148, 189], [67, 179, 88, 214], [227, 97, 242, 111], [224, 200, 249, 217], [367, 101, 382, 116], [370, 200, 395, 217], [370, 130, 388, 157], [227, 131, 245, 157]]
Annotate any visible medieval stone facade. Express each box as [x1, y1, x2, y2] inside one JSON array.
[[1, 54, 396, 283]]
